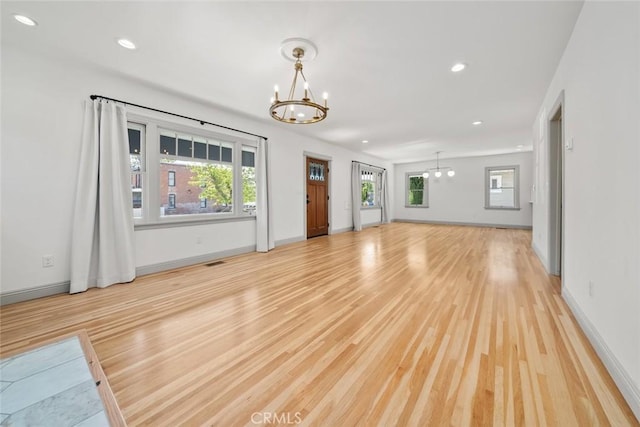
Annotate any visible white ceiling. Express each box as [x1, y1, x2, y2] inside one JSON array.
[[2, 1, 583, 163]]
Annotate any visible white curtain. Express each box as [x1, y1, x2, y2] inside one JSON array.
[[351, 162, 362, 231], [256, 137, 274, 252], [70, 100, 135, 293], [381, 169, 390, 223]]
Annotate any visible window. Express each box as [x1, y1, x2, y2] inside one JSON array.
[[128, 124, 145, 218], [405, 173, 428, 207], [485, 166, 520, 209], [159, 129, 234, 216], [242, 147, 256, 214], [361, 169, 381, 207], [127, 116, 258, 225]]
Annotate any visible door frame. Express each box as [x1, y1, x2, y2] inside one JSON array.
[[303, 152, 332, 239], [548, 92, 565, 278]]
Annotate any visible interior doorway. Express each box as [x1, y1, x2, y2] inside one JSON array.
[[549, 101, 564, 277], [306, 157, 329, 238]]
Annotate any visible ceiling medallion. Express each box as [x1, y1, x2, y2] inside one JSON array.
[[270, 38, 328, 124]]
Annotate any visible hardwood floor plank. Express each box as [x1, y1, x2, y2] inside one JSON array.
[[1, 223, 637, 426]]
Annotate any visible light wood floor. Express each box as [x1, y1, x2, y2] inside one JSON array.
[[1, 223, 637, 426]]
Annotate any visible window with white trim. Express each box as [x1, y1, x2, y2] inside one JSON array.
[[361, 168, 381, 208], [485, 165, 520, 209], [405, 172, 428, 207], [126, 118, 258, 225], [128, 124, 145, 218], [242, 146, 256, 214]]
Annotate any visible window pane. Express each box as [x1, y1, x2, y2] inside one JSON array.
[[194, 139, 207, 159], [208, 143, 220, 161], [221, 146, 233, 163], [160, 134, 176, 155], [409, 176, 423, 190], [242, 150, 255, 167], [490, 188, 515, 208], [242, 148, 256, 213], [408, 190, 423, 205], [362, 182, 375, 206], [128, 128, 141, 155], [160, 159, 233, 216], [178, 137, 192, 157], [131, 174, 142, 218]]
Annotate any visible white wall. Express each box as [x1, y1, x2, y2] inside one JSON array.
[[532, 1, 640, 417], [0, 45, 391, 295], [394, 152, 533, 227]]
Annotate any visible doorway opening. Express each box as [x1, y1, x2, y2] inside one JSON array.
[[549, 99, 564, 277]]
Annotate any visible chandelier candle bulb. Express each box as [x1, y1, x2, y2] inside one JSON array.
[[274, 85, 279, 101]]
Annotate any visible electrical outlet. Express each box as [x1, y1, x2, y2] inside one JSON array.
[[588, 281, 594, 297], [42, 255, 54, 268]]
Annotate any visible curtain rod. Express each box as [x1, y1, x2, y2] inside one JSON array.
[[89, 94, 268, 141], [352, 160, 386, 171]]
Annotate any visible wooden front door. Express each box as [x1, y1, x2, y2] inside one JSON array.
[[306, 157, 329, 238]]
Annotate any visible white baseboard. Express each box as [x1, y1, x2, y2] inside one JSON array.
[[0, 281, 70, 306], [363, 222, 382, 229], [275, 235, 305, 246], [531, 240, 550, 273], [135, 245, 255, 276], [393, 218, 532, 230], [331, 227, 353, 235], [562, 288, 640, 420], [1, 245, 256, 306]]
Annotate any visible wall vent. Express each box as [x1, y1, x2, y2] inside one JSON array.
[[205, 261, 225, 267]]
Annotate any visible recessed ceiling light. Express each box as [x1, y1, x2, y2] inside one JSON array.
[[14, 14, 37, 26], [297, 113, 305, 118], [472, 120, 483, 125], [516, 144, 524, 148], [362, 140, 369, 144], [117, 39, 136, 50], [451, 63, 466, 72]]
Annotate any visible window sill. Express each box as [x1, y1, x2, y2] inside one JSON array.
[[360, 206, 381, 210], [404, 205, 429, 209], [484, 207, 521, 211], [134, 214, 256, 230]]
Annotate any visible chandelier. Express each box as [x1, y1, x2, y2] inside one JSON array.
[[270, 39, 328, 124], [423, 152, 455, 178]]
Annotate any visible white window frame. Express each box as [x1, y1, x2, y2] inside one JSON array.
[[127, 113, 258, 227], [360, 167, 382, 209], [405, 172, 429, 208], [485, 165, 520, 210]]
